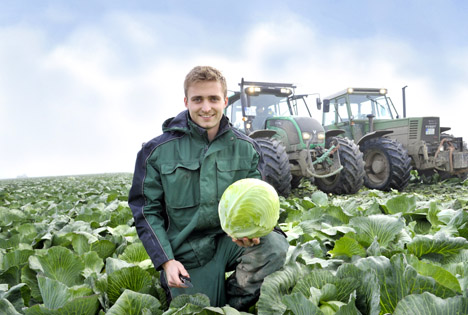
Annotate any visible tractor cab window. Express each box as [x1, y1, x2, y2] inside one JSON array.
[[226, 98, 247, 132], [247, 93, 294, 116], [323, 109, 335, 125], [337, 97, 349, 122], [323, 101, 335, 125], [374, 99, 392, 119], [288, 97, 313, 117], [350, 100, 372, 120], [227, 89, 312, 132], [248, 94, 284, 130], [323, 97, 347, 125], [323, 96, 350, 125], [348, 94, 393, 120]]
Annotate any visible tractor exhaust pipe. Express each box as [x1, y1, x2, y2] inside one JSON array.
[[402, 85, 408, 118]]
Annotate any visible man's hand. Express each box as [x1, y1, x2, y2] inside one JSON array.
[[232, 237, 260, 248], [162, 259, 191, 288]]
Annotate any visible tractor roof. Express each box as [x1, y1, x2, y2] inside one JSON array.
[[240, 79, 296, 89], [325, 88, 387, 100]]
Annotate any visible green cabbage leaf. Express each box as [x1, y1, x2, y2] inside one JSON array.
[[218, 178, 280, 239]]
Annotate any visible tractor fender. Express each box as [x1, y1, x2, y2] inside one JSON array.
[[325, 129, 346, 140], [357, 130, 393, 146], [249, 129, 277, 139]]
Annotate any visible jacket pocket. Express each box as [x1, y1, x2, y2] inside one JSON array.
[[216, 158, 253, 200], [161, 161, 200, 208]]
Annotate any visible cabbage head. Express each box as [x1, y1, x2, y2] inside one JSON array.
[[218, 178, 280, 239]]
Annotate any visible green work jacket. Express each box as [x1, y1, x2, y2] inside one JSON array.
[[129, 110, 263, 270]]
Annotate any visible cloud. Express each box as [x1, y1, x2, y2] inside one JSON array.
[[0, 11, 216, 178], [221, 16, 468, 142], [1, 7, 467, 179]]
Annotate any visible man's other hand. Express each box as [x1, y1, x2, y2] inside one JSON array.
[[162, 259, 190, 288], [232, 237, 260, 248]]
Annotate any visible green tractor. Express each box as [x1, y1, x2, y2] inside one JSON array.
[[321, 87, 468, 191], [225, 79, 365, 196]]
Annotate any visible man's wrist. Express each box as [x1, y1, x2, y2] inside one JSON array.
[[162, 259, 175, 270]]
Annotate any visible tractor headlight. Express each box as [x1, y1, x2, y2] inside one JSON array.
[[247, 87, 261, 94], [280, 88, 291, 95], [379, 88, 387, 95], [303, 132, 325, 142], [347, 88, 354, 94]]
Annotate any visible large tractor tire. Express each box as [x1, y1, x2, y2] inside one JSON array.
[[315, 137, 365, 195], [360, 137, 412, 191], [255, 137, 292, 197]]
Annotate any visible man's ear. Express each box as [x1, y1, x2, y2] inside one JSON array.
[[224, 96, 228, 108], [184, 97, 188, 108]]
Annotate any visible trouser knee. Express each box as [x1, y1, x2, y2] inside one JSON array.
[[255, 230, 289, 271], [226, 230, 289, 310], [235, 230, 288, 284]]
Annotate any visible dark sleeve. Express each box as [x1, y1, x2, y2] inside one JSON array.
[[250, 138, 266, 180], [128, 145, 174, 270]]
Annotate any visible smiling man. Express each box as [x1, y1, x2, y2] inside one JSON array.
[[184, 78, 227, 142], [128, 66, 289, 310]]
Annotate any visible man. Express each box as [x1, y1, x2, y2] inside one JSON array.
[[252, 105, 273, 130], [128, 66, 289, 310]]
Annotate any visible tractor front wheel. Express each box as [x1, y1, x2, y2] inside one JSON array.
[[255, 137, 292, 197], [360, 137, 412, 191]]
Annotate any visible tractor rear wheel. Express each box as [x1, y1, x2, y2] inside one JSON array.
[[255, 137, 292, 197], [315, 137, 365, 194], [360, 137, 412, 191]]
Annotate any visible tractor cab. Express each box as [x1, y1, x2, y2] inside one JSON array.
[[322, 87, 404, 144], [323, 88, 398, 125], [226, 79, 317, 135]]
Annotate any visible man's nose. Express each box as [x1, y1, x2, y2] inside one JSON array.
[[201, 99, 211, 111]]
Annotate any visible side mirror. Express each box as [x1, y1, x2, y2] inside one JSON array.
[[316, 98, 322, 110], [323, 99, 330, 112]]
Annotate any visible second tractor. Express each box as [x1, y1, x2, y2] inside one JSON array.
[[321, 87, 468, 191]]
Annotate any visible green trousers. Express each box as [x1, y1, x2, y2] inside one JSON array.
[[164, 231, 289, 310]]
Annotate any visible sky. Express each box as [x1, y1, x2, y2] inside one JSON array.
[[1, 0, 467, 179]]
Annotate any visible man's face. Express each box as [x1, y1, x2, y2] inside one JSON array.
[[184, 80, 228, 140]]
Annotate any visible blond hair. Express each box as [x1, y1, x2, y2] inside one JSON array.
[[184, 66, 227, 97]]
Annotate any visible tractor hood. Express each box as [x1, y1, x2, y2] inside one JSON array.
[[294, 117, 325, 134]]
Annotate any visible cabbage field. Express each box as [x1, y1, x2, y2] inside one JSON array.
[[1, 173, 468, 314]]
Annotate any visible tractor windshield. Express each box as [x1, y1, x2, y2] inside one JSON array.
[[248, 94, 290, 116], [226, 91, 311, 133], [247, 93, 312, 129], [247, 94, 289, 130], [227, 94, 286, 132], [247, 93, 311, 116], [348, 94, 394, 120]]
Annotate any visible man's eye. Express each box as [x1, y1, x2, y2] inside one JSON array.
[[210, 97, 220, 102], [193, 97, 202, 102]]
